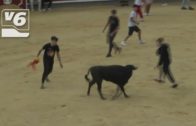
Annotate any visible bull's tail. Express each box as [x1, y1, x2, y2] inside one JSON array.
[[85, 69, 91, 83]]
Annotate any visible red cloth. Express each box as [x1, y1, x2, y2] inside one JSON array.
[[134, 4, 143, 19], [28, 59, 40, 70]]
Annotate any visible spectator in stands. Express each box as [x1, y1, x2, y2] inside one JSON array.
[[4, 0, 26, 8], [181, 0, 194, 10], [42, 0, 53, 11], [29, 0, 42, 11], [161, 0, 168, 6], [18, 0, 24, 7]]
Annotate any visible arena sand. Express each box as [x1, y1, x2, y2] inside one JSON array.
[[0, 3, 196, 126]]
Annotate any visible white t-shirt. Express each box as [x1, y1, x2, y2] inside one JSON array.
[[134, 0, 142, 6], [128, 11, 137, 27]]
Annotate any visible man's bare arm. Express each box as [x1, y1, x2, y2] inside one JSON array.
[[57, 52, 63, 68], [103, 19, 110, 32], [37, 49, 43, 57]]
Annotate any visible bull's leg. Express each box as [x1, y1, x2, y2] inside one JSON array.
[[87, 80, 95, 96], [119, 86, 129, 98], [97, 80, 106, 100], [112, 86, 122, 100], [114, 86, 121, 97]]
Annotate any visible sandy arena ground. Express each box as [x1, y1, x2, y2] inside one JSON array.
[[0, 3, 196, 126]]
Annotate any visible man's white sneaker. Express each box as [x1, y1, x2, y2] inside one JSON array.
[[144, 13, 150, 16], [138, 40, 144, 44], [120, 41, 127, 46]]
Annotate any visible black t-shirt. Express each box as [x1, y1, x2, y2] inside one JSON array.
[[156, 43, 170, 65], [108, 16, 119, 33], [42, 43, 60, 60]]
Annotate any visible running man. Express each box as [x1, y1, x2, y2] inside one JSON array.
[[181, 0, 194, 10], [154, 37, 178, 88], [37, 36, 63, 89], [103, 9, 122, 58], [121, 6, 144, 46]]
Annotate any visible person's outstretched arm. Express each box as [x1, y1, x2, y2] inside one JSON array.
[[37, 48, 43, 57], [103, 17, 110, 33]]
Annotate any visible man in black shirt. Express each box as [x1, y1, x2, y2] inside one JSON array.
[[37, 36, 63, 89], [155, 37, 178, 88], [103, 9, 122, 58]]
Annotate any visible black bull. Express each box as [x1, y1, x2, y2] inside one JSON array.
[[85, 65, 137, 100]]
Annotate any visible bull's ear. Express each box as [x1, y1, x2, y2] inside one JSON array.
[[130, 65, 137, 70], [133, 66, 138, 70]]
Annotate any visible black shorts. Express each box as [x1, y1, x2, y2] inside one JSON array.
[[128, 26, 140, 35]]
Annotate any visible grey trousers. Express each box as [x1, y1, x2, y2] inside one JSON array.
[[182, 0, 191, 7], [29, 0, 42, 11]]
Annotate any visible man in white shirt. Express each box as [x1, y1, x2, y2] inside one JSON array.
[[121, 6, 144, 46]]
